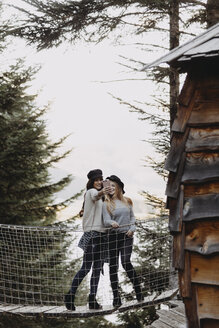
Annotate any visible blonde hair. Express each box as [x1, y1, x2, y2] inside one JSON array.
[[105, 181, 132, 215]]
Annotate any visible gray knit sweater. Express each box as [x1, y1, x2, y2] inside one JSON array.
[[102, 199, 136, 233]]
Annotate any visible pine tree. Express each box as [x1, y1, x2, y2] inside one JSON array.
[[7, 0, 208, 50], [0, 61, 80, 225]]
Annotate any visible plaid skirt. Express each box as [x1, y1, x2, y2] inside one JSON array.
[[78, 231, 109, 263]]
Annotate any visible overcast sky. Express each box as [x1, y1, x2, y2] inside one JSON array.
[[2, 1, 168, 218]]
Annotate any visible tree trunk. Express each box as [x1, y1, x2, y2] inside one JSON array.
[[169, 0, 180, 128], [168, 0, 180, 290], [206, 0, 219, 28]]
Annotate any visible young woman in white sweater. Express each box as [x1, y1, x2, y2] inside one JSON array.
[[102, 175, 143, 307], [65, 169, 110, 311]]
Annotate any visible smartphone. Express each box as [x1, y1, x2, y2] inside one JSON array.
[[103, 179, 111, 188]]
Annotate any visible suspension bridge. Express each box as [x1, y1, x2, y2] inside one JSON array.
[[0, 219, 179, 318]]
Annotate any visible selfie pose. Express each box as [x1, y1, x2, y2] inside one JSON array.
[[65, 169, 109, 311], [103, 175, 143, 307]]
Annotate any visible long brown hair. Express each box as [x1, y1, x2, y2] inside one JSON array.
[[105, 181, 132, 215], [79, 178, 103, 216]]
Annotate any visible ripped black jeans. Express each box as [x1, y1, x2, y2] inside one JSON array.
[[70, 235, 102, 296], [108, 232, 141, 297]]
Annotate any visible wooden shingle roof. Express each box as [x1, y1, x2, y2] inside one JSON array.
[[143, 23, 219, 70]]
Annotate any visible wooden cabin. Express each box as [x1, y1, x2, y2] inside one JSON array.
[[144, 23, 219, 328]]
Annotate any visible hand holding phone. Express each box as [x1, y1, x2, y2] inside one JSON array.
[[103, 179, 112, 194], [103, 179, 111, 188]]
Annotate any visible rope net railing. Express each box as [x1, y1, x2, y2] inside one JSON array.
[[0, 218, 177, 312]]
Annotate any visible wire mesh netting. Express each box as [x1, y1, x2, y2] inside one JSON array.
[[0, 218, 177, 310]]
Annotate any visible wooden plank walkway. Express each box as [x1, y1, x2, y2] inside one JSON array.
[[146, 300, 187, 328], [0, 289, 178, 318]]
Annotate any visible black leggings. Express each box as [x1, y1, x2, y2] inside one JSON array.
[[70, 236, 102, 296], [108, 232, 140, 296]]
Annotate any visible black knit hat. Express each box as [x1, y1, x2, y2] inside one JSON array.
[[107, 175, 125, 194], [87, 169, 103, 180]]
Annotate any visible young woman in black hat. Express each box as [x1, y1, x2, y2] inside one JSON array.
[[102, 175, 143, 307], [65, 169, 110, 311]]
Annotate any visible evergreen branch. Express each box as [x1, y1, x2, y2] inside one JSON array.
[[95, 78, 153, 83], [12, 175, 74, 198], [108, 93, 169, 123], [118, 42, 168, 50], [139, 191, 167, 211], [180, 0, 206, 7]]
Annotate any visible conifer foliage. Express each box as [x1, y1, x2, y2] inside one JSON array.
[[0, 62, 77, 225]]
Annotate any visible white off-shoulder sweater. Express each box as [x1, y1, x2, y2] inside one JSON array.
[[82, 188, 106, 233]]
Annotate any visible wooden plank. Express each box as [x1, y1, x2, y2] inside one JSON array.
[[8, 305, 58, 315], [118, 293, 156, 313], [197, 76, 219, 88], [157, 313, 186, 327], [169, 186, 184, 232], [172, 225, 185, 270], [178, 74, 197, 107], [201, 318, 219, 328], [118, 289, 178, 313], [20, 305, 59, 314], [172, 103, 194, 133], [152, 320, 173, 327], [188, 101, 219, 126], [0, 304, 23, 312], [182, 153, 219, 183], [185, 127, 219, 152], [196, 75, 219, 100], [166, 153, 186, 198], [165, 128, 189, 172], [148, 301, 186, 328], [178, 251, 191, 298], [9, 305, 42, 314], [197, 285, 219, 320], [183, 194, 219, 221], [184, 181, 219, 197], [169, 306, 186, 317], [190, 253, 219, 285], [196, 87, 219, 101], [172, 80, 199, 133], [185, 219, 219, 255], [157, 310, 187, 326], [43, 305, 115, 317], [184, 284, 200, 328]]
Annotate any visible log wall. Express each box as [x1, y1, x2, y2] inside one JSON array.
[[165, 68, 219, 328]]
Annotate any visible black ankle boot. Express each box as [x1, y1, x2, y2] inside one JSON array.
[[134, 285, 144, 302], [113, 295, 122, 307], [136, 292, 144, 302], [135, 288, 144, 302], [64, 291, 75, 310], [88, 294, 102, 310]]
